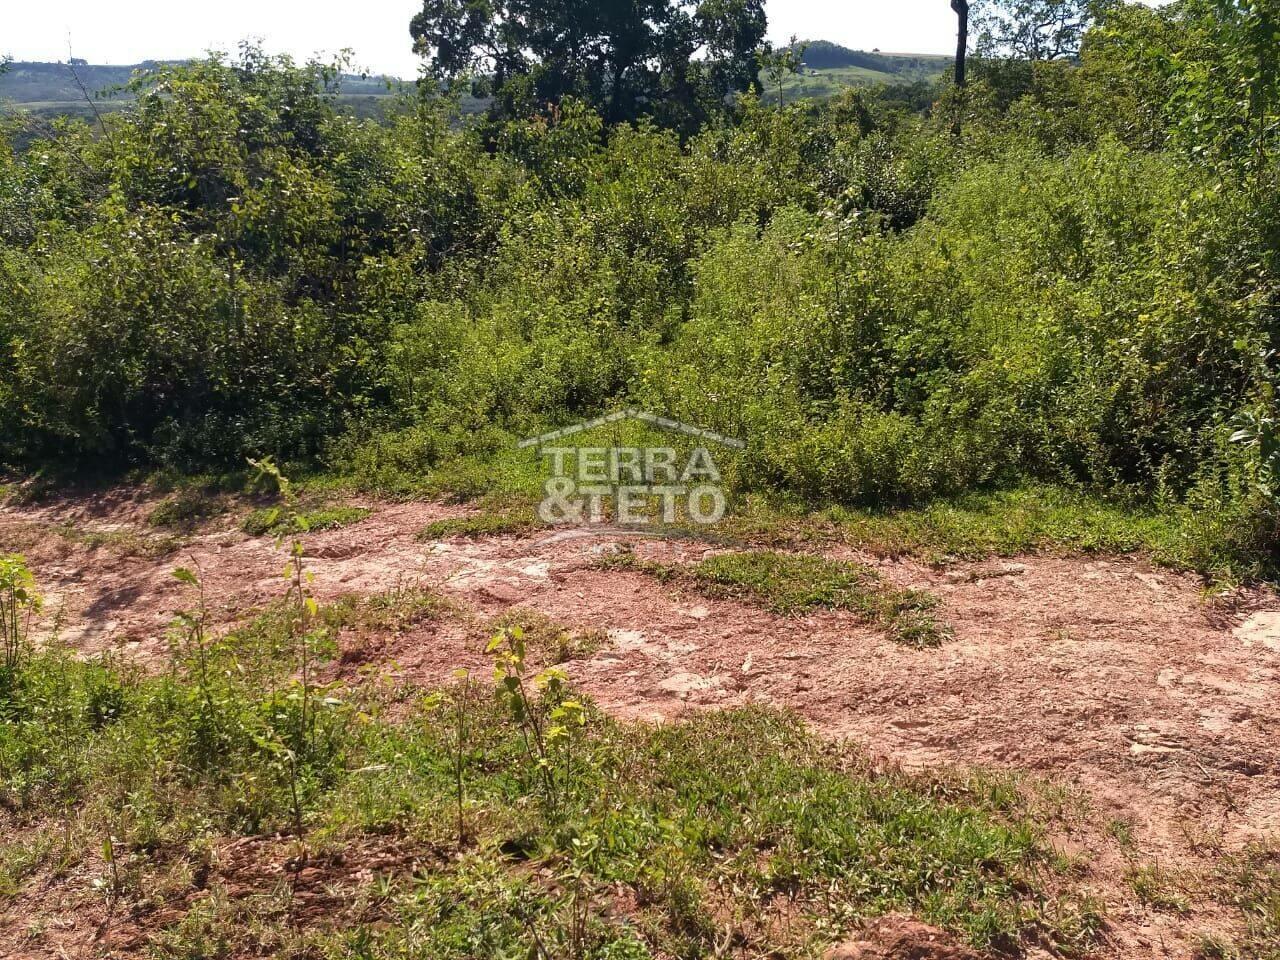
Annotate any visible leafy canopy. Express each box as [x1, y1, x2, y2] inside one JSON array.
[[409, 0, 766, 129]]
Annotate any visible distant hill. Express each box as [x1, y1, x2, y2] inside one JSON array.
[[758, 40, 949, 104], [0, 60, 151, 104], [0, 60, 412, 124], [1, 46, 949, 124], [795, 40, 949, 81], [748, 41, 949, 106]]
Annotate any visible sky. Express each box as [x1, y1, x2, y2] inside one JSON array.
[[4, 1, 964, 78]]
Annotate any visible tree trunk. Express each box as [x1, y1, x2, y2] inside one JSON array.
[[951, 0, 969, 87], [609, 60, 626, 125]]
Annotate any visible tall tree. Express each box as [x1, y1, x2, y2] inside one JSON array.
[[973, 0, 1095, 61], [410, 0, 766, 129]]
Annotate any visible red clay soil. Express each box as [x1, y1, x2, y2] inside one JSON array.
[[2, 488, 1279, 959]]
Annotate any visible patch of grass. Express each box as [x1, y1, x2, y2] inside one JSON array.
[[418, 509, 543, 541], [325, 584, 451, 635], [487, 610, 607, 664], [609, 549, 950, 648], [1213, 844, 1280, 959], [714, 484, 1278, 584], [0, 472, 67, 506], [331, 423, 546, 501], [148, 489, 226, 530], [717, 486, 1172, 559], [334, 699, 1103, 955], [213, 599, 337, 663], [1196, 933, 1243, 959], [1106, 817, 1136, 849], [0, 830, 65, 898], [211, 587, 447, 666], [52, 522, 183, 558], [242, 504, 371, 537], [332, 435, 1275, 584], [0, 634, 1100, 958], [1126, 862, 1191, 913]]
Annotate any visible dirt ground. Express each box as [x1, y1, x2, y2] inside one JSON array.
[[2, 487, 1279, 959]]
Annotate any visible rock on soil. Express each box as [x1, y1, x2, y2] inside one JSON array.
[[1235, 610, 1280, 652]]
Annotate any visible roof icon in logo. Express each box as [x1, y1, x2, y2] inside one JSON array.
[[518, 409, 744, 450]]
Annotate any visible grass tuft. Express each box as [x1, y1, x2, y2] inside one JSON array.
[[1126, 862, 1191, 913], [486, 610, 607, 664], [242, 504, 371, 537], [608, 549, 950, 647], [1212, 844, 1280, 958], [326, 585, 451, 635], [52, 522, 183, 558], [417, 508, 543, 542], [148, 489, 226, 530]]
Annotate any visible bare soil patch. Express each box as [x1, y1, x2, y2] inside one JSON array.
[[3, 488, 1279, 958]]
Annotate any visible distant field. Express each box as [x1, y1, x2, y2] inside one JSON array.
[[769, 64, 936, 101]]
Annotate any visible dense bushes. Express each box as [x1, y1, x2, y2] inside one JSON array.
[[1, 6, 1278, 571], [0, 51, 514, 466], [633, 143, 1268, 508]]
